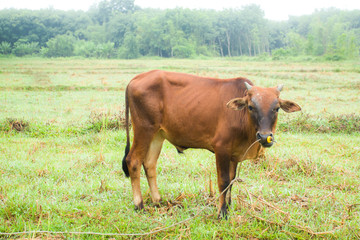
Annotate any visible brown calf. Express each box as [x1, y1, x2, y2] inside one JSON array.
[[122, 70, 301, 218]]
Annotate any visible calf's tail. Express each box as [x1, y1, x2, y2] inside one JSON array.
[[122, 86, 130, 177]]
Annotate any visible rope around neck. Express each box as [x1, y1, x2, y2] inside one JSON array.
[[236, 139, 261, 179]]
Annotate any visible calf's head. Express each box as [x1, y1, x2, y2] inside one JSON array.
[[227, 82, 301, 147]]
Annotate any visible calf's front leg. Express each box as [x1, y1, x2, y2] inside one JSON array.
[[215, 150, 232, 219]]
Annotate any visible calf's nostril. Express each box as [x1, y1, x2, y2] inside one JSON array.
[[256, 132, 261, 139]]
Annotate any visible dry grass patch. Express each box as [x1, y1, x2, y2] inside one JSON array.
[[88, 108, 128, 132], [5, 118, 29, 132]]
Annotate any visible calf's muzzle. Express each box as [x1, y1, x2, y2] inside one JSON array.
[[256, 131, 274, 148]]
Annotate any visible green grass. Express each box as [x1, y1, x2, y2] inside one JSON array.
[[0, 58, 359, 239]]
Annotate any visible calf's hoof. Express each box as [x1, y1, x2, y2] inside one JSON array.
[[217, 207, 228, 220], [134, 201, 144, 211]]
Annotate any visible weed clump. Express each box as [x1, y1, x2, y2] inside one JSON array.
[[327, 114, 360, 133], [3, 118, 29, 132], [87, 109, 128, 132]]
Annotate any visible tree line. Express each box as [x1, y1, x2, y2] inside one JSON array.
[[0, 0, 359, 60]]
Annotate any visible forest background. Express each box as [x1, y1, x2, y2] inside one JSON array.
[[0, 0, 360, 60]]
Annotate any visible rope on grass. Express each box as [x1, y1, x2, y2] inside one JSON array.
[[0, 178, 243, 237], [0, 140, 260, 237]]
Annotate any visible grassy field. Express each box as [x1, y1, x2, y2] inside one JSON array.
[[0, 57, 359, 239]]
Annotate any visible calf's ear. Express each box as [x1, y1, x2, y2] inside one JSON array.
[[227, 98, 247, 110], [279, 99, 301, 113]]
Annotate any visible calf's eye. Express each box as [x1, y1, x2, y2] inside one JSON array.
[[248, 106, 253, 111]]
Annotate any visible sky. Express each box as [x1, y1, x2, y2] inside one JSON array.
[[0, 0, 359, 21]]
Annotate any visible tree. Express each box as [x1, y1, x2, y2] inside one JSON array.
[[0, 42, 11, 55], [90, 0, 135, 25], [286, 31, 306, 55], [135, 10, 170, 57], [110, 0, 135, 14], [74, 40, 96, 57], [12, 39, 39, 56], [173, 42, 195, 58], [118, 32, 139, 59], [43, 34, 75, 57], [95, 42, 116, 58], [268, 21, 288, 52], [105, 13, 134, 47]]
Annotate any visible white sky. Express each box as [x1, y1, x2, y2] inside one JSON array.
[[0, 0, 359, 21]]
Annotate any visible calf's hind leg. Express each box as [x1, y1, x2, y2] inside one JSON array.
[[125, 131, 155, 210], [143, 132, 164, 205]]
